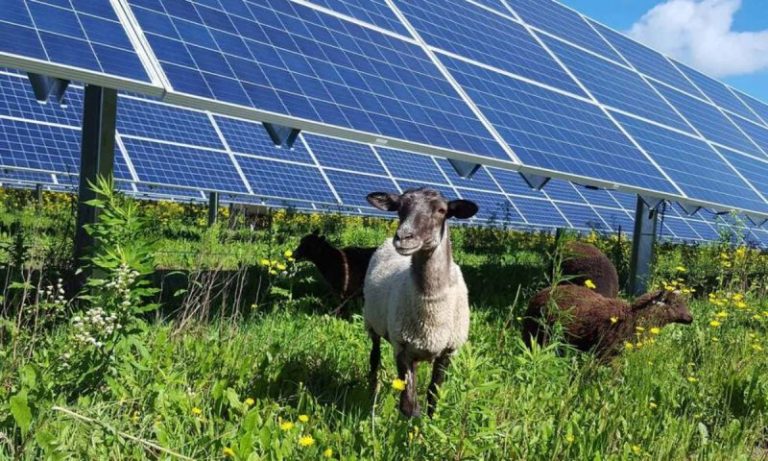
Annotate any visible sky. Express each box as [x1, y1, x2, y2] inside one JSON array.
[[559, 0, 768, 103]]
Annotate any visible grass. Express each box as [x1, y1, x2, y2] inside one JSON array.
[[1, 188, 768, 459]]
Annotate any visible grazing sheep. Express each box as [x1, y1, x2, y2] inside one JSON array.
[[523, 285, 692, 358], [558, 241, 619, 298], [364, 188, 478, 417], [293, 230, 376, 310]]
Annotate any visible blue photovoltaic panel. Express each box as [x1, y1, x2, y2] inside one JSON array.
[[714, 146, 768, 199], [455, 188, 522, 222], [576, 186, 622, 209], [587, 21, 704, 99], [304, 0, 409, 36], [436, 159, 500, 192], [727, 117, 768, 158], [215, 115, 314, 164], [613, 112, 768, 213], [0, 119, 82, 173], [377, 147, 449, 185], [686, 219, 720, 241], [662, 216, 701, 240], [441, 55, 676, 194], [304, 134, 386, 175], [608, 190, 639, 211], [324, 169, 397, 208], [0, 168, 53, 185], [397, 180, 456, 198], [675, 63, 762, 124], [505, 0, 623, 63], [736, 91, 768, 126], [235, 155, 337, 204], [0, 72, 83, 126], [395, 0, 584, 95], [653, 84, 762, 156], [0, 1, 151, 83], [512, 197, 567, 227], [468, 0, 507, 14], [127, 0, 507, 160], [543, 37, 691, 133], [487, 167, 546, 198], [596, 208, 633, 234], [541, 179, 586, 204], [118, 98, 223, 149], [134, 184, 205, 200], [122, 137, 248, 193], [555, 202, 607, 230]]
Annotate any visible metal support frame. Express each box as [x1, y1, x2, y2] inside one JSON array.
[[628, 195, 660, 296], [208, 191, 219, 227], [27, 73, 70, 106], [520, 172, 550, 190], [263, 122, 301, 149], [73, 85, 118, 269], [35, 183, 43, 209], [447, 158, 481, 178]]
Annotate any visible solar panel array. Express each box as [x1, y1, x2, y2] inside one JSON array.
[[1, 68, 766, 248], [2, 1, 768, 236]]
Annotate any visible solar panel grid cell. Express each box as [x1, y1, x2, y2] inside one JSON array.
[[394, 0, 585, 96], [511, 196, 567, 227], [215, 115, 314, 163], [324, 169, 397, 208], [377, 147, 449, 185], [454, 187, 522, 222], [303, 0, 410, 36], [543, 37, 691, 133], [235, 154, 337, 203], [304, 133, 386, 175], [555, 202, 608, 231]]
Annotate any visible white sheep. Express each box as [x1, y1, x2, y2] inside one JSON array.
[[364, 187, 478, 417]]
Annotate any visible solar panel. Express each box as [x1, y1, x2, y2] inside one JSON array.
[[304, 0, 410, 35], [126, 0, 507, 161], [0, 0, 159, 93], [505, 0, 623, 63], [394, 0, 584, 95], [727, 117, 768, 158], [454, 188, 522, 223], [376, 146, 449, 185], [487, 167, 547, 198], [576, 186, 622, 209], [613, 112, 768, 214], [436, 159, 500, 192], [653, 83, 763, 156], [674, 62, 763, 124], [304, 133, 387, 175], [0, 72, 83, 126], [235, 154, 337, 204], [596, 208, 634, 234], [714, 146, 768, 200], [555, 202, 608, 231], [735, 91, 768, 127], [324, 169, 398, 208], [587, 20, 704, 99], [441, 54, 676, 194], [511, 196, 567, 227], [662, 216, 701, 241], [542, 36, 691, 133], [214, 115, 314, 163]]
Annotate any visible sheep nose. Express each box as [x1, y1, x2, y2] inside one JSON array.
[[396, 230, 414, 241]]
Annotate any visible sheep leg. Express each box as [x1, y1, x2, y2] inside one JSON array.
[[368, 333, 381, 393], [427, 351, 452, 417], [396, 350, 420, 418]]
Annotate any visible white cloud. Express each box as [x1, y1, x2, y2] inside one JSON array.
[[627, 0, 768, 77]]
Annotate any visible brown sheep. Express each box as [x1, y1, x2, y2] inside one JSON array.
[[558, 241, 619, 298], [293, 230, 376, 313], [523, 285, 692, 358]]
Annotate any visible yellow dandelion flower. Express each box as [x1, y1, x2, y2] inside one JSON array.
[[650, 327, 661, 335], [635, 326, 645, 332], [566, 434, 575, 444], [736, 301, 748, 309], [244, 397, 255, 407], [675, 266, 687, 272], [709, 320, 721, 328], [649, 402, 657, 409], [752, 344, 764, 352], [584, 279, 596, 290], [280, 421, 295, 431], [624, 342, 634, 350], [298, 435, 315, 447], [392, 378, 407, 391], [260, 259, 270, 267], [276, 263, 287, 271], [298, 414, 309, 423], [284, 250, 293, 258], [223, 447, 235, 458], [687, 376, 698, 383], [610, 316, 618, 324], [712, 337, 720, 343], [753, 315, 762, 321], [733, 293, 744, 301], [269, 270, 277, 276], [631, 445, 642, 455], [323, 448, 334, 458], [191, 407, 203, 416], [716, 311, 728, 319]]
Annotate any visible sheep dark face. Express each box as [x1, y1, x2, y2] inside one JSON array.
[[635, 290, 694, 325], [293, 229, 323, 260], [367, 188, 478, 256]]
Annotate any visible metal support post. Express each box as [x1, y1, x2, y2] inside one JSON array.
[[628, 196, 659, 295]]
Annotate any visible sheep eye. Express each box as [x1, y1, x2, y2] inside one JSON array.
[[436, 208, 447, 215]]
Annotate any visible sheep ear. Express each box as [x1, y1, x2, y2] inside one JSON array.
[[367, 192, 400, 212], [447, 200, 478, 219], [632, 290, 666, 311]]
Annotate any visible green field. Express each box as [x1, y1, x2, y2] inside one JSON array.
[[2, 185, 768, 460]]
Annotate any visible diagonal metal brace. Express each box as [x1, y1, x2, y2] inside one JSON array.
[[263, 122, 301, 149], [447, 158, 481, 178], [27, 73, 70, 106], [520, 172, 550, 190]]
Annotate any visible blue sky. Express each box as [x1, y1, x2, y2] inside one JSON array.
[[560, 0, 768, 103]]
